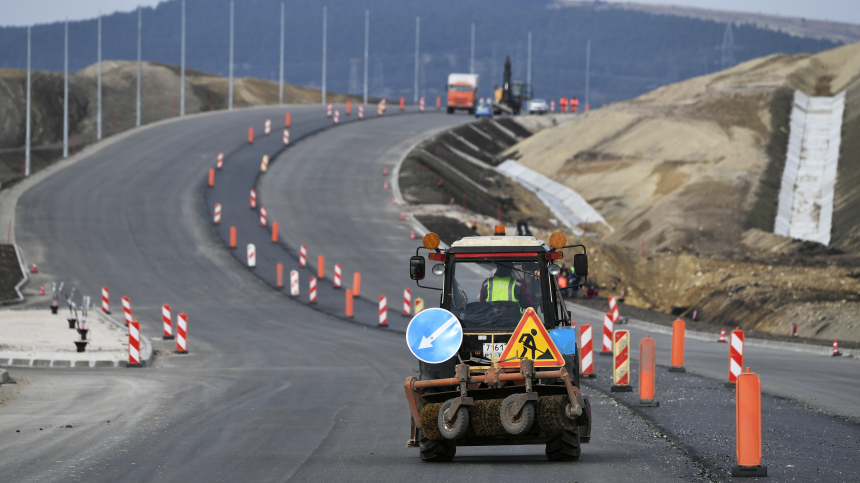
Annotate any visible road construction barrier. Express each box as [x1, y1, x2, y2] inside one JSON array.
[[550, 100, 555, 112], [264, 119, 271, 135], [392, 196, 397, 205], [580, 324, 595, 378], [283, 128, 290, 145], [353, 272, 361, 297], [128, 321, 142, 367], [638, 335, 658, 406], [719, 327, 727, 342], [601, 312, 613, 354], [414, 297, 424, 314], [358, 105, 364, 119], [299, 245, 307, 267], [327, 104, 333, 117], [277, 263, 284, 288], [410, 230, 415, 240], [208, 168, 215, 187], [40, 284, 45, 296], [247, 243, 256, 267], [384, 181, 389, 190], [832, 340, 842, 356], [400, 212, 405, 221], [101, 286, 110, 313], [271, 222, 279, 242], [346, 100, 351, 115], [732, 368, 766, 477], [260, 206, 267, 226], [333, 263, 342, 288], [230, 226, 237, 248], [317, 255, 325, 279], [669, 318, 686, 372], [285, 112, 291, 127], [217, 152, 224, 170], [436, 96, 441, 110], [176, 312, 188, 353], [162, 304, 174, 339], [250, 189, 257, 209], [213, 203, 221, 224], [333, 110, 340, 124], [260, 155, 269, 172], [290, 270, 299, 296], [611, 330, 632, 392], [122, 296, 133, 326], [609, 296, 620, 322], [419, 96, 425, 112], [248, 127, 254, 143], [403, 288, 412, 316], [309, 276, 317, 303], [346, 289, 354, 317], [399, 96, 405, 111], [379, 295, 388, 326], [727, 328, 744, 387], [377, 100, 384, 116]]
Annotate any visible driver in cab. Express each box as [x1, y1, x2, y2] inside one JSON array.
[[478, 264, 534, 310]]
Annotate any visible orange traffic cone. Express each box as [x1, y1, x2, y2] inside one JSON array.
[[832, 340, 842, 357], [718, 328, 727, 343]]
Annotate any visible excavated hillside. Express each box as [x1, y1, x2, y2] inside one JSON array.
[[503, 42, 860, 342]]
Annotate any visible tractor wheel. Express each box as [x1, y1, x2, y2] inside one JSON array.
[[419, 429, 456, 462], [545, 421, 581, 461], [500, 395, 535, 435], [437, 399, 469, 440]]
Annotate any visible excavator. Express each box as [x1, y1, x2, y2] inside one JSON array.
[[493, 56, 533, 115]]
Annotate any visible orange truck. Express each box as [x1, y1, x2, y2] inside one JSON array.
[[446, 73, 479, 114]]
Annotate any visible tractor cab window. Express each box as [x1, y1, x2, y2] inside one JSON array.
[[551, 276, 570, 327], [449, 260, 544, 330]]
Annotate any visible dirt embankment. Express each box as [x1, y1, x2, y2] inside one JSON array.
[[0, 61, 360, 189]]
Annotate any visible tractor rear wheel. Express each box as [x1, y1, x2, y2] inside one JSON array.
[[545, 421, 581, 461], [419, 430, 456, 462]]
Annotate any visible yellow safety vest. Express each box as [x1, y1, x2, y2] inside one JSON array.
[[487, 276, 518, 303]]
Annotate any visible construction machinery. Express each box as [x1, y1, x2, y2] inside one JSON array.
[[493, 56, 532, 115], [405, 226, 591, 461]]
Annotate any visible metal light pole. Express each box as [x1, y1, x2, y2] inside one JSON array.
[[181, 0, 186, 116], [97, 13, 102, 140], [527, 31, 532, 86], [25, 25, 31, 176], [229, 1, 234, 110], [585, 39, 591, 109], [363, 10, 369, 105], [63, 19, 68, 158], [279, 2, 284, 105], [470, 23, 475, 74], [137, 7, 142, 127], [321, 6, 327, 105], [414, 17, 420, 104]]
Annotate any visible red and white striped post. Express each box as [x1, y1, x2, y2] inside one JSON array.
[[247, 244, 256, 268], [379, 295, 388, 327], [127, 320, 141, 367], [611, 330, 632, 392], [101, 286, 110, 313], [250, 189, 257, 209], [264, 119, 271, 135], [333, 263, 342, 288], [216, 152, 224, 170], [358, 105, 364, 119], [299, 245, 307, 267], [580, 324, 595, 377], [601, 312, 613, 354], [260, 155, 269, 172], [727, 328, 744, 387], [326, 104, 333, 117], [122, 296, 133, 326], [283, 128, 290, 145], [260, 206, 267, 226], [403, 288, 412, 316], [309, 276, 317, 303], [176, 313, 188, 354], [213, 203, 222, 224], [290, 270, 299, 296], [162, 304, 174, 340], [609, 296, 620, 322], [419, 96, 425, 112], [333, 110, 340, 124]]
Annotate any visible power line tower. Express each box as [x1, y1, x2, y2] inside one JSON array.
[[720, 23, 736, 70], [348, 58, 361, 95]]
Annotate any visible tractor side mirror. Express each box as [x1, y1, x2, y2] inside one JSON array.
[[573, 253, 588, 278], [410, 256, 426, 280]]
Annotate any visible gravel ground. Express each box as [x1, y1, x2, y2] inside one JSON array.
[[0, 308, 127, 361], [0, 244, 22, 301]]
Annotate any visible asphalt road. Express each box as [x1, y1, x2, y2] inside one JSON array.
[[1, 106, 707, 482]]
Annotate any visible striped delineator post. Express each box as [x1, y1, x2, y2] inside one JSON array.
[[414, 297, 424, 314], [402, 288, 412, 316], [260, 155, 269, 172], [122, 296, 132, 326], [326, 104, 332, 117], [260, 206, 267, 226], [264, 119, 271, 135], [216, 152, 224, 170], [609, 296, 620, 322], [176, 312, 188, 354], [378, 295, 388, 327], [601, 312, 613, 354], [309, 276, 317, 303], [333, 264, 342, 288], [127, 320, 141, 367], [283, 128, 290, 145], [276, 263, 284, 288], [419, 96, 425, 112], [358, 105, 364, 119], [299, 245, 307, 267], [333, 110, 340, 124], [101, 286, 110, 313], [290, 270, 299, 296], [213, 203, 221, 224], [610, 330, 632, 392], [247, 243, 256, 267], [727, 328, 744, 387], [250, 189, 257, 209], [580, 324, 595, 378], [162, 304, 174, 340]]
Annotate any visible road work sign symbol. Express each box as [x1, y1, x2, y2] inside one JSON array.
[[406, 308, 463, 364], [498, 308, 564, 368]]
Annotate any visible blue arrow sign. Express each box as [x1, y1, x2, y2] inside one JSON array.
[[406, 308, 463, 364]]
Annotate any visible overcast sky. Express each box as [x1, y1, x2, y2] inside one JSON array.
[[1, 0, 858, 27]]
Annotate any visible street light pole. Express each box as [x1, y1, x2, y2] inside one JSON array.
[[97, 13, 102, 140], [229, 1, 234, 110], [25, 25, 31, 176], [137, 7, 142, 127], [527, 31, 532, 86], [63, 19, 68, 158], [585, 39, 591, 110], [321, 6, 327, 105], [470, 23, 475, 74], [363, 10, 369, 105], [414, 17, 420, 104], [279, 2, 284, 105], [181, 0, 186, 116]]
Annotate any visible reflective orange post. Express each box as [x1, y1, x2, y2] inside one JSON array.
[[318, 255, 325, 279], [669, 318, 686, 372], [208, 169, 215, 187], [271, 222, 279, 242], [229, 226, 236, 248], [353, 272, 361, 297], [436, 96, 441, 110], [345, 289, 354, 317], [399, 96, 405, 111], [637, 335, 659, 407], [732, 368, 767, 477], [276, 263, 284, 288], [346, 100, 352, 115], [285, 112, 291, 127], [248, 127, 254, 143]]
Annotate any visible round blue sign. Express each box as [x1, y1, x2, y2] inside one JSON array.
[[406, 308, 463, 364]]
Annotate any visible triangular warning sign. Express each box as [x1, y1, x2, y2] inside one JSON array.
[[498, 308, 564, 368]]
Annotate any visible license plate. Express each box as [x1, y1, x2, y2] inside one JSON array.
[[483, 343, 506, 359]]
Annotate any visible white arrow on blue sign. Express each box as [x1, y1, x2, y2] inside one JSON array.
[[406, 308, 463, 364]]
